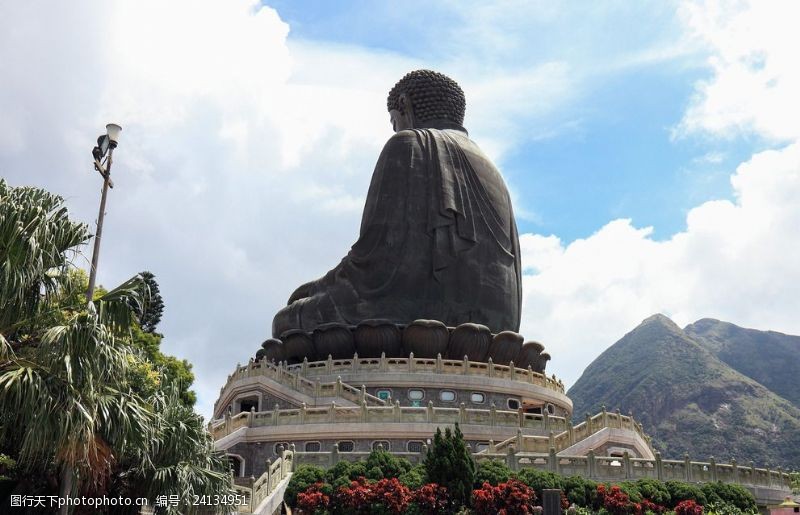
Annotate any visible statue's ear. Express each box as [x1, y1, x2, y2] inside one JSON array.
[[398, 93, 415, 128]]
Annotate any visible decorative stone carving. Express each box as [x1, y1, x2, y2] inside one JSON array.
[[447, 323, 491, 361], [354, 319, 402, 358], [259, 338, 285, 363], [515, 341, 545, 370], [282, 330, 314, 365], [488, 331, 524, 365], [402, 319, 449, 358], [313, 323, 355, 360]]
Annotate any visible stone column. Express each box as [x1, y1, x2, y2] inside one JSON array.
[[655, 452, 663, 481]]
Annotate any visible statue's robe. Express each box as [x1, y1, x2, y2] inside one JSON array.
[[272, 121, 522, 337]]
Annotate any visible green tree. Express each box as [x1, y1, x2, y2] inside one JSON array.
[[474, 459, 512, 487], [424, 423, 476, 509], [0, 180, 230, 513], [133, 271, 164, 334]]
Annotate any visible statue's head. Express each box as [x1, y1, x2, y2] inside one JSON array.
[[387, 69, 466, 132]]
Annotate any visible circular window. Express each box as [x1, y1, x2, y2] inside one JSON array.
[[470, 392, 485, 404], [440, 390, 456, 402], [507, 399, 520, 410], [546, 403, 555, 415], [408, 389, 424, 401]]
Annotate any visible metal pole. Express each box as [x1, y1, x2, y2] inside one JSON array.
[[86, 147, 114, 302]]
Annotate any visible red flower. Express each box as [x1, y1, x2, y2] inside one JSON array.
[[297, 481, 330, 514], [473, 479, 538, 515], [415, 483, 451, 514], [675, 500, 704, 515]]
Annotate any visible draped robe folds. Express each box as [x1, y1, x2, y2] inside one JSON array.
[[272, 123, 522, 337]]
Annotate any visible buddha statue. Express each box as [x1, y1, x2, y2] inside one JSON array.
[[272, 69, 522, 338]]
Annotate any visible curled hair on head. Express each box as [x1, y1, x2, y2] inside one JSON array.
[[387, 69, 466, 126]]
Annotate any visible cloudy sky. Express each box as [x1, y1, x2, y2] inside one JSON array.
[[2, 0, 798, 419]]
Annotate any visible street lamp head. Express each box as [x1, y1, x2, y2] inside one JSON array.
[[105, 123, 122, 148]]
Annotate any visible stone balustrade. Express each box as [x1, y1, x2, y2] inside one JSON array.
[[215, 353, 566, 415], [210, 401, 570, 440], [233, 447, 294, 513], [487, 407, 653, 455]]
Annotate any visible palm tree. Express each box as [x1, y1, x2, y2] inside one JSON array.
[[0, 179, 232, 513]]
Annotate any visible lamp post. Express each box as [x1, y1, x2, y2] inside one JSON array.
[[86, 123, 122, 302]]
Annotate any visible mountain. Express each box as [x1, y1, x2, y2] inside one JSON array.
[[568, 314, 800, 469], [685, 318, 800, 409]]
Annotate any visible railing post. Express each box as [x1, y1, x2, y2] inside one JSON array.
[[272, 403, 279, 426], [380, 352, 387, 372], [329, 401, 336, 423], [615, 408, 622, 428], [459, 402, 466, 424], [684, 453, 691, 481], [567, 417, 575, 445], [248, 406, 255, 427], [302, 357, 308, 375], [527, 365, 534, 383], [336, 376, 343, 397], [544, 410, 550, 431], [436, 353, 443, 373], [507, 445, 518, 472], [361, 400, 367, 422], [315, 380, 321, 398], [585, 412, 592, 434], [550, 447, 558, 473], [462, 355, 469, 374], [767, 467, 772, 488], [427, 400, 434, 423], [327, 354, 333, 373], [655, 451, 663, 481], [394, 400, 401, 422], [602, 405, 608, 427], [731, 458, 739, 483], [300, 403, 307, 424], [490, 403, 497, 427], [409, 352, 415, 372], [518, 407, 524, 428], [549, 431, 555, 450], [352, 352, 359, 371], [588, 449, 596, 478], [487, 357, 494, 378], [516, 428, 523, 450], [624, 451, 632, 479], [710, 457, 718, 482], [509, 360, 516, 381]]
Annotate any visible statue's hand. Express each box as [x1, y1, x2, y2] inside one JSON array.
[[288, 280, 319, 304]]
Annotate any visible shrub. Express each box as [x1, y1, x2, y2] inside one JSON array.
[[296, 481, 330, 514], [515, 468, 565, 499], [367, 465, 385, 481], [413, 483, 451, 514], [675, 499, 704, 515], [665, 480, 708, 508], [399, 464, 427, 489], [597, 484, 637, 515], [473, 479, 538, 514], [286, 465, 327, 507], [619, 481, 644, 503], [563, 475, 598, 507], [636, 478, 672, 506], [366, 448, 412, 478], [475, 459, 512, 487], [424, 424, 476, 508], [701, 482, 756, 512], [705, 501, 756, 515], [372, 477, 413, 513]]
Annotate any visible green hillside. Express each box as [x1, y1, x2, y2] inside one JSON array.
[[568, 314, 800, 469], [685, 318, 800, 408]]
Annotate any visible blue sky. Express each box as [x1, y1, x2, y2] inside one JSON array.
[[1, 0, 799, 419], [268, 0, 757, 241]]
